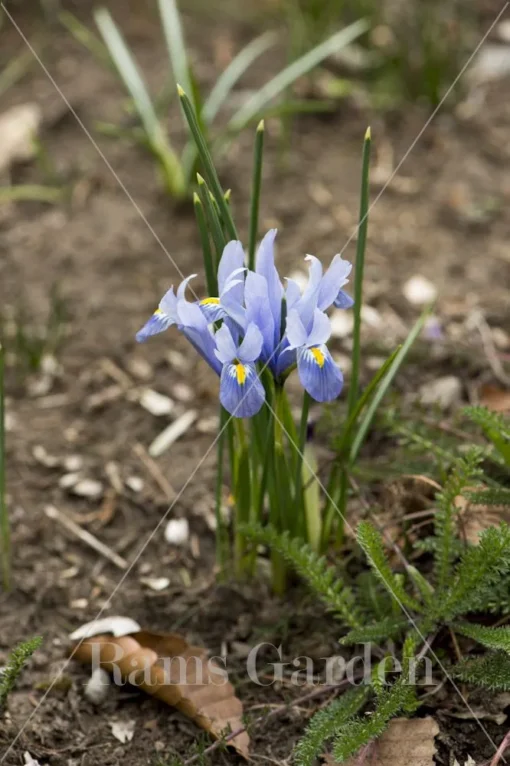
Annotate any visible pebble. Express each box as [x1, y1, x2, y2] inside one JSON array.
[[164, 518, 189, 546], [419, 375, 462, 410], [126, 476, 144, 493], [139, 389, 175, 417], [403, 275, 438, 306], [71, 479, 104, 499]]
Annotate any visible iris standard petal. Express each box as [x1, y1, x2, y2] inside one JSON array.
[[159, 287, 178, 317], [295, 255, 323, 331], [219, 362, 265, 418], [217, 240, 245, 294], [255, 229, 282, 345], [221, 278, 246, 328], [297, 345, 343, 402], [334, 290, 355, 309], [238, 323, 263, 363], [245, 271, 275, 361], [214, 322, 237, 364], [285, 278, 302, 312], [307, 309, 332, 347], [285, 309, 308, 349], [318, 255, 352, 311], [136, 310, 175, 343], [177, 274, 197, 301]]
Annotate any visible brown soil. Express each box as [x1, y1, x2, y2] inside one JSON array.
[[1, 2, 510, 765]]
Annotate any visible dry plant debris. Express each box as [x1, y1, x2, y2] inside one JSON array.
[[71, 627, 249, 758], [333, 716, 439, 766]]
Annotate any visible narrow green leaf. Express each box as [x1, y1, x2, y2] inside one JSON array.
[[157, 0, 194, 110], [203, 32, 276, 124], [94, 8, 159, 140], [178, 87, 237, 241], [341, 618, 410, 646], [248, 120, 265, 272], [196, 175, 226, 261], [0, 186, 64, 205], [349, 307, 430, 464], [347, 126, 371, 415], [228, 19, 368, 132], [193, 192, 216, 296], [59, 11, 110, 67]]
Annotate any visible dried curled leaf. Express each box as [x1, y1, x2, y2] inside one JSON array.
[[72, 629, 249, 758], [326, 717, 439, 766]]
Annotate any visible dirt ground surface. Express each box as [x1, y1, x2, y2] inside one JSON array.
[[1, 2, 510, 765]]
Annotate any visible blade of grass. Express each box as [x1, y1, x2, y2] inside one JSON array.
[[94, 8, 184, 197], [248, 120, 265, 272], [203, 32, 277, 124], [94, 8, 159, 140], [349, 307, 431, 464], [227, 19, 368, 132], [0, 186, 64, 204], [0, 48, 34, 99], [178, 86, 237, 240], [157, 0, 194, 111], [346, 126, 371, 416], [0, 346, 10, 590], [59, 11, 110, 67]]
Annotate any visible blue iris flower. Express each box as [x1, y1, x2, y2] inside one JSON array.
[[214, 322, 266, 418], [136, 276, 221, 375], [135, 231, 353, 418], [284, 308, 343, 402]]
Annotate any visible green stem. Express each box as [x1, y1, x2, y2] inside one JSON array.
[[214, 406, 229, 578], [0, 346, 10, 591], [248, 120, 265, 271], [193, 192, 217, 296], [178, 86, 237, 240], [346, 127, 371, 417], [293, 391, 310, 536], [197, 175, 226, 262]]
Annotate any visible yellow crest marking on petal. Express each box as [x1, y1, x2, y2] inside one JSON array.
[[236, 363, 247, 385], [154, 308, 163, 315], [200, 297, 220, 305], [311, 347, 325, 368]]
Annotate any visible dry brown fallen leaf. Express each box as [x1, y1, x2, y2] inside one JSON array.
[[72, 630, 249, 758], [479, 384, 510, 413], [456, 491, 510, 545], [326, 717, 439, 766]]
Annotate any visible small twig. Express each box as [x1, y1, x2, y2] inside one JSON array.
[[44, 505, 128, 570], [132, 442, 176, 501], [183, 676, 364, 766], [448, 626, 464, 664], [470, 309, 510, 387], [490, 728, 510, 766]]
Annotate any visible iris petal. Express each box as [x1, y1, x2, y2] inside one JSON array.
[[297, 345, 343, 402], [334, 290, 354, 309], [199, 297, 225, 323], [219, 363, 265, 418], [136, 311, 175, 343], [217, 240, 245, 294], [318, 255, 352, 311], [238, 323, 263, 363]]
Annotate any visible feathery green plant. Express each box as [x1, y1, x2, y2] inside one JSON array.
[[243, 443, 510, 761], [78, 1, 367, 198], [0, 637, 42, 709]]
